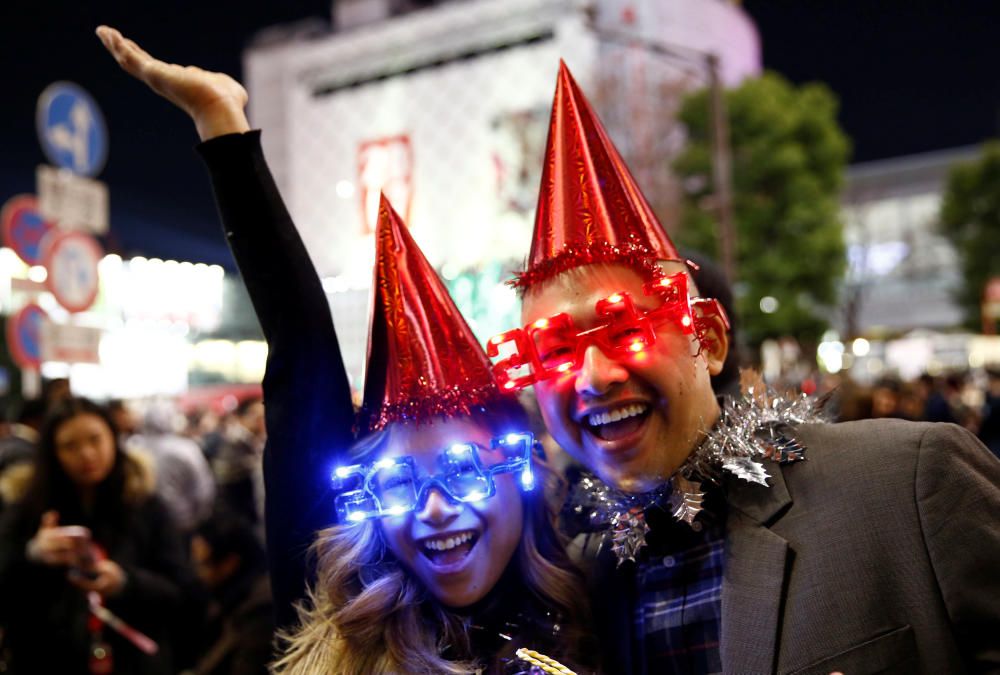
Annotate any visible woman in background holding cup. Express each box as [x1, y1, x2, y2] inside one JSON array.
[[0, 398, 193, 675]]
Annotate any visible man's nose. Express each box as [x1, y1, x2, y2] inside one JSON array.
[[574, 344, 629, 397], [415, 487, 462, 526]]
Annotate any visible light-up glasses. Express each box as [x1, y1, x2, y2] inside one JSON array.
[[331, 432, 538, 523], [487, 272, 729, 392]]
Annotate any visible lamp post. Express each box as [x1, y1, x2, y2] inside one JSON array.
[[705, 53, 737, 285], [585, 17, 739, 283]]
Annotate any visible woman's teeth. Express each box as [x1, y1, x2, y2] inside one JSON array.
[[422, 531, 475, 552], [588, 403, 648, 427]]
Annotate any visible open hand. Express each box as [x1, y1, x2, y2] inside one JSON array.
[[95, 25, 250, 140]]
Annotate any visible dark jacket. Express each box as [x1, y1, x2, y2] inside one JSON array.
[[194, 574, 274, 675], [574, 419, 1000, 674], [0, 456, 193, 675]]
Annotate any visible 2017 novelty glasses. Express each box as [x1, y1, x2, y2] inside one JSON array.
[[487, 272, 729, 392], [331, 431, 537, 523]]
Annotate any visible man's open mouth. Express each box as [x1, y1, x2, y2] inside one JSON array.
[[582, 402, 651, 441]]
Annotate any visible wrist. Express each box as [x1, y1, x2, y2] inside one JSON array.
[[193, 104, 251, 141]]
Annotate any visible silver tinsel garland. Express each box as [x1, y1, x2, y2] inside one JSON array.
[[567, 385, 825, 565]]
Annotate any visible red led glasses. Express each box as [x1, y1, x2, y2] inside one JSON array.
[[487, 273, 729, 392]]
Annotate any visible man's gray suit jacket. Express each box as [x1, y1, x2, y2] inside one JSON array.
[[582, 419, 1000, 674]]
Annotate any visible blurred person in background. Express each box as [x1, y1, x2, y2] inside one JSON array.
[[187, 509, 273, 675], [916, 373, 956, 424], [42, 377, 72, 409], [0, 398, 45, 481], [211, 397, 265, 528], [945, 373, 980, 431], [979, 369, 1000, 458], [184, 407, 220, 445], [870, 377, 910, 419], [128, 400, 216, 537], [0, 398, 193, 674], [106, 399, 140, 441], [835, 382, 875, 422], [199, 409, 234, 465], [896, 381, 926, 422]]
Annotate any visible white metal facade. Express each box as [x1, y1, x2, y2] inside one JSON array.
[[243, 0, 760, 387]]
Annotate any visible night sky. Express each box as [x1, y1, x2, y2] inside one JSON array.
[[2, 1, 999, 266]]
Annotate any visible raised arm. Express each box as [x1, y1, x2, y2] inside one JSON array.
[[97, 27, 356, 629]]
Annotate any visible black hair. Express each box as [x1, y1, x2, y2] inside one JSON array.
[[195, 508, 266, 570], [12, 398, 47, 427], [236, 396, 264, 418], [21, 398, 128, 529]]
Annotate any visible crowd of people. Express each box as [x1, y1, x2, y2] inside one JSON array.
[[840, 370, 1000, 448], [0, 24, 996, 675], [0, 387, 274, 674]]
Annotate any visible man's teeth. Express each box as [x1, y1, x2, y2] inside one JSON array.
[[588, 403, 648, 427], [423, 531, 475, 552]]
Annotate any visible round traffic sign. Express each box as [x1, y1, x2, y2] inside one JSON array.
[[36, 81, 108, 177], [7, 303, 48, 369], [42, 230, 103, 313], [0, 194, 54, 266]]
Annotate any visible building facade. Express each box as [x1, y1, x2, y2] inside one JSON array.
[[243, 0, 760, 387]]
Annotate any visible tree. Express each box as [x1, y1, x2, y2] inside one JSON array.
[[673, 72, 850, 347], [939, 141, 1000, 331]]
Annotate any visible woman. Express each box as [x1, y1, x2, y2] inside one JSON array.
[[0, 398, 192, 674], [97, 27, 593, 673]]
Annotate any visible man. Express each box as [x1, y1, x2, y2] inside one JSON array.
[[490, 63, 1000, 674]]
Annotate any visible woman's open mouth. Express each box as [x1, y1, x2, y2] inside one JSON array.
[[418, 530, 480, 569]]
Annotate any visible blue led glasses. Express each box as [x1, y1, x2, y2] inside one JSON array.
[[331, 432, 538, 523]]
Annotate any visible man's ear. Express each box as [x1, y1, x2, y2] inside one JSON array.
[[695, 303, 730, 376]]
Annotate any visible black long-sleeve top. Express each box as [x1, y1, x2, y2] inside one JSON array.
[[197, 131, 356, 631]]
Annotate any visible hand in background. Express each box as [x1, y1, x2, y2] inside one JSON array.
[[69, 558, 127, 599], [95, 25, 250, 141], [25, 512, 90, 567]]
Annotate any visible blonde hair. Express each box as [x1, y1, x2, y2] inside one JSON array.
[[273, 446, 589, 674]]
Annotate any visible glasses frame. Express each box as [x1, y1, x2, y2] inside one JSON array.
[[331, 431, 537, 523], [487, 272, 729, 392]]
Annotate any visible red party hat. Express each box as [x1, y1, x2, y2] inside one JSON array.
[[362, 195, 502, 431], [512, 61, 680, 291]]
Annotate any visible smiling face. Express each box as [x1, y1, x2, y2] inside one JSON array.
[[521, 262, 727, 493], [54, 412, 117, 489], [377, 417, 523, 608]]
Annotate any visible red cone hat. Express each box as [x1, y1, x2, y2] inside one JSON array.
[[362, 195, 501, 431], [512, 61, 680, 290]]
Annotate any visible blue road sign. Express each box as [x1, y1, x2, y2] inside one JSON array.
[[7, 304, 47, 369], [36, 82, 108, 177], [1, 195, 53, 266]]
